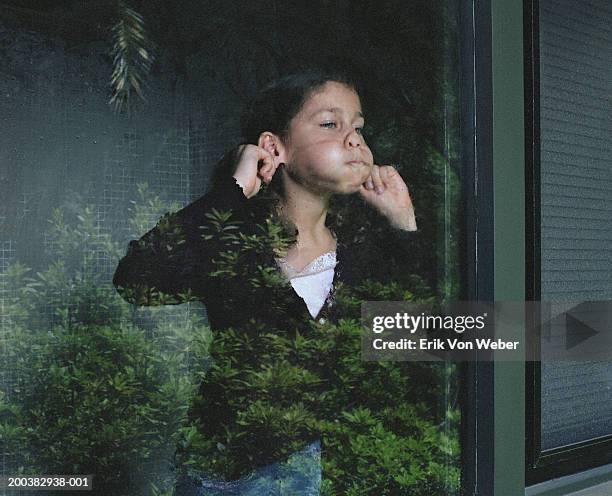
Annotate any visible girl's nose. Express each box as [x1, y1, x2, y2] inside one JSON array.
[[347, 130, 362, 148]]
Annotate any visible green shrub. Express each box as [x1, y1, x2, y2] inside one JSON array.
[[2, 321, 210, 495], [176, 280, 459, 495], [1, 186, 208, 495], [1, 184, 460, 495]]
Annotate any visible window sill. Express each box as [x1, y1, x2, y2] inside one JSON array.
[[526, 463, 612, 496]]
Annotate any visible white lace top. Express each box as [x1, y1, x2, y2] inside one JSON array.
[[275, 251, 337, 318]]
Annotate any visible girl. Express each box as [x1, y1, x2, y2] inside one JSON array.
[[113, 70, 418, 494]]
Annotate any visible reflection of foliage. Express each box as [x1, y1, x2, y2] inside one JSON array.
[[1, 185, 460, 495], [0, 187, 209, 496], [2, 320, 209, 496], [176, 294, 460, 495], [2, 202, 123, 331], [129, 183, 181, 237], [110, 1, 155, 112], [170, 212, 460, 495]]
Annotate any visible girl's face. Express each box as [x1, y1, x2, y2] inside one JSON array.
[[280, 81, 374, 195]]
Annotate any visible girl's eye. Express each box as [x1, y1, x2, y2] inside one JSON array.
[[320, 122, 337, 129], [355, 127, 363, 135]]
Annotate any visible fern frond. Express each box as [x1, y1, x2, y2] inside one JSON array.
[[110, 1, 155, 112]]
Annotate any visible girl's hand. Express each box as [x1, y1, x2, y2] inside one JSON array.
[[232, 144, 279, 198], [360, 165, 417, 231]]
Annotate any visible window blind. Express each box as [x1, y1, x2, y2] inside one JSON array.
[[539, 0, 612, 450]]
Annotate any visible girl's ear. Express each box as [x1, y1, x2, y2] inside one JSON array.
[[257, 132, 286, 162]]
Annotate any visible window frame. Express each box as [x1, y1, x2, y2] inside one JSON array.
[[524, 0, 612, 485], [458, 0, 495, 494]]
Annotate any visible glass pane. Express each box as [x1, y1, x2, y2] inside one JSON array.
[[0, 2, 466, 494], [538, 0, 612, 450]]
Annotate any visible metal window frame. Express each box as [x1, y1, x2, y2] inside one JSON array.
[[459, 0, 495, 494], [524, 0, 612, 485]]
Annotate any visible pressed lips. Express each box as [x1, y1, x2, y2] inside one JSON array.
[[347, 151, 369, 166], [347, 158, 367, 166]]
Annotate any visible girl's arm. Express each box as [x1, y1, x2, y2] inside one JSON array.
[[113, 150, 250, 306]]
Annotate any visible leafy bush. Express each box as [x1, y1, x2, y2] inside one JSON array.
[[1, 184, 460, 495], [2, 321, 210, 495], [1, 186, 208, 495], [176, 281, 459, 495]]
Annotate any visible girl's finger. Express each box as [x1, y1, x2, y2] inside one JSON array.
[[256, 149, 277, 182], [379, 165, 390, 188], [371, 165, 384, 194], [256, 147, 275, 169], [381, 165, 401, 190]]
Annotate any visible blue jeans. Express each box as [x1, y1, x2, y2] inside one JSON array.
[[175, 440, 321, 495]]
